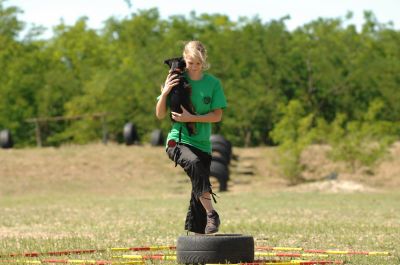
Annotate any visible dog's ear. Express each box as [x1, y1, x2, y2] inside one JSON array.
[[178, 57, 186, 69], [164, 58, 173, 68]]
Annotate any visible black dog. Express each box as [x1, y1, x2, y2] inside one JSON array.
[[164, 57, 196, 136]]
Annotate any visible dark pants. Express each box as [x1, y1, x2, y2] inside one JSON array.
[[166, 143, 212, 234]]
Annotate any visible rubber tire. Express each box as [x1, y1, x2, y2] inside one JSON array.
[[123, 122, 138, 145], [150, 129, 164, 146], [0, 129, 13, 149], [212, 142, 231, 164], [211, 154, 229, 166], [210, 159, 229, 191], [177, 234, 254, 264], [211, 134, 232, 153]]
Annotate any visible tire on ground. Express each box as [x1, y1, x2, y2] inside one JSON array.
[[150, 129, 164, 146], [210, 159, 229, 191], [212, 142, 231, 164], [123, 122, 139, 145], [177, 234, 254, 264], [211, 153, 229, 167], [0, 129, 13, 149], [211, 134, 232, 153]]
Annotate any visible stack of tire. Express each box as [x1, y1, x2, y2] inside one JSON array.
[[0, 129, 13, 149], [150, 129, 164, 146], [123, 122, 139, 145], [210, 134, 232, 192]]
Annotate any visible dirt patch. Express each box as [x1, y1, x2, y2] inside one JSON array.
[[0, 143, 183, 196], [226, 146, 287, 193], [299, 142, 400, 191], [227, 142, 400, 193], [1, 142, 399, 196], [289, 179, 377, 193]]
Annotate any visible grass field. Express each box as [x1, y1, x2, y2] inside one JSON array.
[[1, 143, 399, 264]]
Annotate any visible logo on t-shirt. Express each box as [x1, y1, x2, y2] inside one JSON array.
[[203, 96, 211, 104]]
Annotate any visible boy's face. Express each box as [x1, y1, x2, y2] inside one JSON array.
[[184, 56, 202, 75]]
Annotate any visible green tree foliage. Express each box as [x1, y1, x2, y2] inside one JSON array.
[[0, 3, 399, 160], [0, 1, 36, 145], [325, 99, 398, 171], [270, 100, 315, 183]]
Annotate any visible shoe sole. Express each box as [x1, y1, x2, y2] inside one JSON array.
[[205, 227, 219, 234]]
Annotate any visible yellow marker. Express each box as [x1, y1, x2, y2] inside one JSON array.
[[368, 251, 390, 256], [122, 261, 145, 264], [325, 251, 349, 254], [207, 261, 311, 265], [255, 252, 276, 256], [254, 252, 328, 258], [112, 261, 144, 264], [274, 247, 303, 251], [207, 263, 295, 265], [68, 260, 97, 264], [121, 255, 143, 259], [114, 254, 177, 261], [149, 246, 171, 250], [301, 253, 328, 258], [113, 261, 144, 264], [111, 248, 130, 251]]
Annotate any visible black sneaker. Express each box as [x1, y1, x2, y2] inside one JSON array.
[[205, 210, 220, 234]]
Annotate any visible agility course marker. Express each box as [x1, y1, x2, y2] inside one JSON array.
[[0, 246, 176, 258], [0, 261, 41, 264], [0, 249, 100, 258], [256, 246, 390, 256], [255, 252, 329, 258], [110, 246, 176, 252], [4, 258, 341, 265], [206, 260, 343, 265], [306, 249, 390, 255], [0, 260, 144, 265], [1, 261, 41, 264], [2, 244, 390, 258], [112, 254, 176, 261]]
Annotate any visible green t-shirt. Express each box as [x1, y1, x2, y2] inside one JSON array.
[[158, 72, 227, 154]]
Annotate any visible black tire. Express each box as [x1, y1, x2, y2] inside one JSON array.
[[0, 129, 13, 149], [177, 234, 254, 264], [212, 142, 231, 164], [211, 134, 232, 153], [211, 154, 229, 166], [123, 122, 138, 145], [150, 129, 164, 146], [210, 159, 229, 191]]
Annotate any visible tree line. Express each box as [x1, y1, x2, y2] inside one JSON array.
[[1, 2, 399, 177]]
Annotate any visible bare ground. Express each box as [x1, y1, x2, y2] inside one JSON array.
[[297, 142, 400, 192], [1, 141, 399, 196]]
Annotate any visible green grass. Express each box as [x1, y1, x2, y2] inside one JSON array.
[[1, 144, 399, 264], [1, 192, 399, 264]]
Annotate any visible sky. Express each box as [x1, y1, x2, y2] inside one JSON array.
[[5, 0, 400, 38]]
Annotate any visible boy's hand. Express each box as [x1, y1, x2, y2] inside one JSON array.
[[161, 70, 179, 96], [171, 105, 194, 122]]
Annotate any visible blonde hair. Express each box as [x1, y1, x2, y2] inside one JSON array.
[[183, 40, 209, 70]]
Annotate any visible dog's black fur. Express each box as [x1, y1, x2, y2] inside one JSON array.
[[164, 57, 196, 136]]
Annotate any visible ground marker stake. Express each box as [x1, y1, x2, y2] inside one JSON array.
[[256, 246, 391, 256], [112, 254, 176, 261], [255, 252, 329, 258]]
